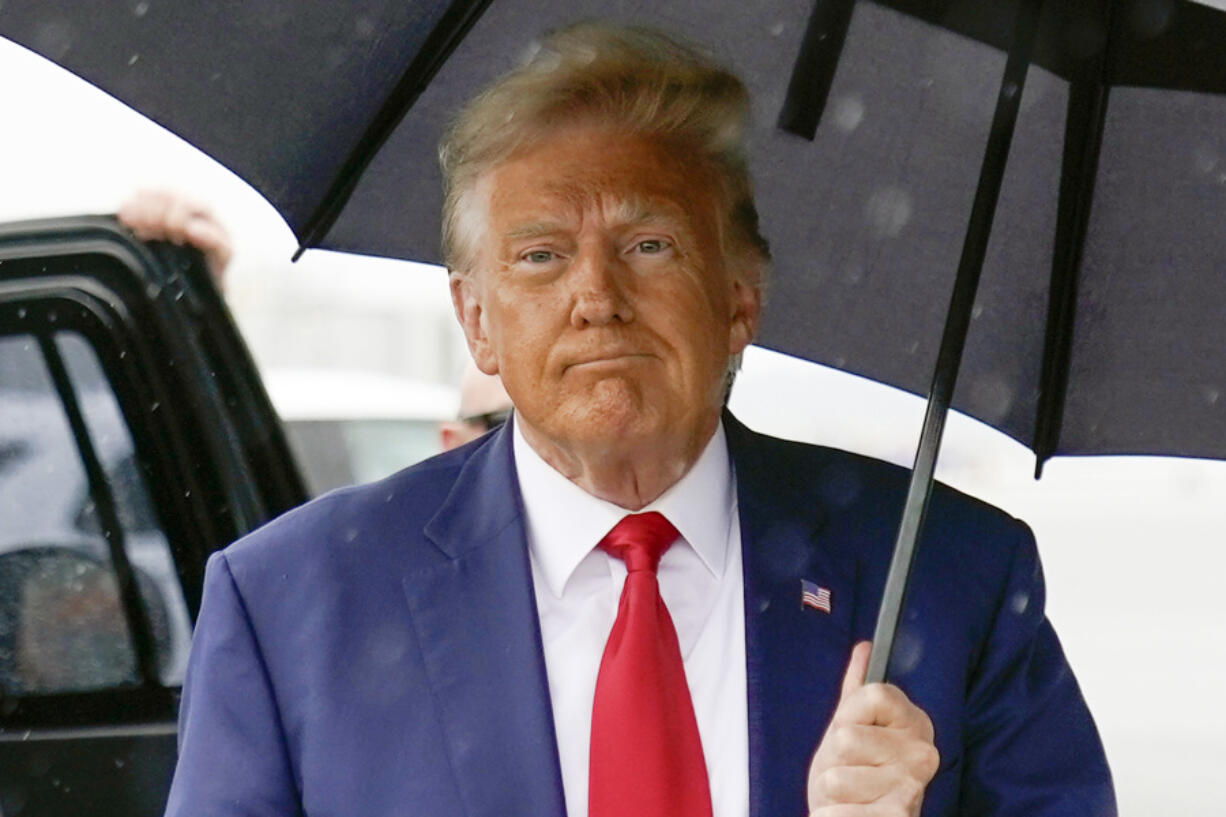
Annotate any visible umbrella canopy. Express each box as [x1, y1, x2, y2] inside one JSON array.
[[3, 0, 1223, 469]]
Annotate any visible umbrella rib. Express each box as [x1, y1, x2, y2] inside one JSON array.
[[1033, 1, 1117, 478], [866, 0, 1046, 684], [777, 0, 858, 140], [291, 0, 496, 261]]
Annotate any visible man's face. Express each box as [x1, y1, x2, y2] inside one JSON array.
[[451, 125, 760, 456]]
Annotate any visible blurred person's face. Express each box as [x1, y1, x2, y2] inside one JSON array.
[[450, 125, 760, 460], [439, 367, 513, 451]]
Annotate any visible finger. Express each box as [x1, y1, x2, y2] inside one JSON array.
[[809, 802, 898, 817], [117, 189, 173, 236], [835, 684, 934, 739], [839, 640, 871, 702], [814, 722, 924, 768], [163, 195, 203, 246], [810, 763, 907, 805]]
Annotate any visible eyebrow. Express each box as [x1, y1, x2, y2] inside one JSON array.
[[502, 196, 685, 243], [504, 221, 569, 242], [601, 195, 685, 227]]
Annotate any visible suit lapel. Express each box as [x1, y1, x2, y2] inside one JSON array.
[[404, 422, 566, 817], [727, 414, 858, 817]]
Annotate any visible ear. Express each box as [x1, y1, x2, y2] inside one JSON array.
[[450, 273, 499, 375], [727, 273, 762, 357]]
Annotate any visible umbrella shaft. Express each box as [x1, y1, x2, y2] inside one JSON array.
[[867, 0, 1047, 684]]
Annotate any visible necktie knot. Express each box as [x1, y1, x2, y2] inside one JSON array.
[[598, 512, 679, 574]]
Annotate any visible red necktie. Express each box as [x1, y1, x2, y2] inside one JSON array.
[[589, 512, 713, 817]]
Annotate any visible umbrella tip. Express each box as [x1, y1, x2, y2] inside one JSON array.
[[291, 245, 307, 263]]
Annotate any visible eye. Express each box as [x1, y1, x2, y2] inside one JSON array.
[[521, 249, 555, 264], [634, 239, 670, 254]]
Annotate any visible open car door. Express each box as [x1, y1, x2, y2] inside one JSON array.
[[0, 217, 307, 817]]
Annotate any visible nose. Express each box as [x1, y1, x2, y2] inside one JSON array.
[[568, 243, 634, 328]]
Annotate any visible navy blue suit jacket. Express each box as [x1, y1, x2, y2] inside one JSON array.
[[166, 414, 1114, 816]]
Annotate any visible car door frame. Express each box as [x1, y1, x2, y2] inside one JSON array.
[[0, 216, 307, 816]]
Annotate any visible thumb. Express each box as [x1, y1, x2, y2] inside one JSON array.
[[839, 640, 872, 702]]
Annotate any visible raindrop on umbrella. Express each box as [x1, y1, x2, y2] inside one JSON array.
[[864, 186, 913, 238], [830, 94, 865, 133]]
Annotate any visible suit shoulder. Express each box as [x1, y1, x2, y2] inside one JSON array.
[[733, 422, 1031, 565], [222, 442, 474, 572]]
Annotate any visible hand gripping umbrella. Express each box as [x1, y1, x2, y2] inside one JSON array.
[[4, 0, 1226, 680]]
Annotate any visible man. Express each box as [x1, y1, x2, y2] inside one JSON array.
[[166, 23, 1113, 817]]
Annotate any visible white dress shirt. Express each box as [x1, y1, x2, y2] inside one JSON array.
[[513, 419, 749, 817]]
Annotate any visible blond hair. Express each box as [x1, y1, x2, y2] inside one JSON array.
[[438, 22, 770, 285]]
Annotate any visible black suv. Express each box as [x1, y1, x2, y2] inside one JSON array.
[[0, 217, 309, 817]]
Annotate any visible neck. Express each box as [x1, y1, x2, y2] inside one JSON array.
[[516, 413, 720, 510]]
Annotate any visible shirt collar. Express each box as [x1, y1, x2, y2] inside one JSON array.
[[513, 418, 734, 599]]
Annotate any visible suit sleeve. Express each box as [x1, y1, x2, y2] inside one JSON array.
[[164, 551, 303, 817], [958, 521, 1116, 817]]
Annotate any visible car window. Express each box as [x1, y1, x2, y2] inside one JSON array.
[[0, 331, 190, 695]]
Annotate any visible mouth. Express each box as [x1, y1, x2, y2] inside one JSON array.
[[564, 353, 653, 372]]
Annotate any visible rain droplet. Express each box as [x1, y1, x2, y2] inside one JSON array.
[[1002, 82, 1019, 100], [768, 22, 785, 37], [1011, 591, 1030, 614], [47, 310, 57, 323], [1204, 386, 1220, 405], [864, 187, 913, 238], [972, 304, 984, 319], [128, 53, 139, 66], [830, 95, 865, 133], [890, 628, 924, 675], [114, 757, 126, 768], [150, 401, 161, 412], [385, 492, 395, 503], [1193, 146, 1218, 175], [184, 489, 191, 498], [16, 307, 26, 319], [344, 528, 359, 542], [32, 20, 75, 60], [133, 0, 149, 17], [354, 16, 376, 38], [843, 258, 864, 285], [970, 375, 1015, 423]]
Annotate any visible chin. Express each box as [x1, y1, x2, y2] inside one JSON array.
[[561, 391, 665, 446]]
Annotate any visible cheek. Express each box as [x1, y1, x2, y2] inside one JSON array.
[[486, 291, 558, 374]]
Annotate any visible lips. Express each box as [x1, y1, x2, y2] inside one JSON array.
[[564, 351, 653, 371]]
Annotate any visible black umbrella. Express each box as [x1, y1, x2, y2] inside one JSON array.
[[4, 0, 1225, 678]]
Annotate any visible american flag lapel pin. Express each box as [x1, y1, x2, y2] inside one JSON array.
[[801, 579, 832, 614]]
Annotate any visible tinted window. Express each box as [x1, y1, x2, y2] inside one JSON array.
[[0, 331, 189, 694]]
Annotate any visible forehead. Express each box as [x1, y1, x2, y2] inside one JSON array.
[[480, 127, 718, 232]]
